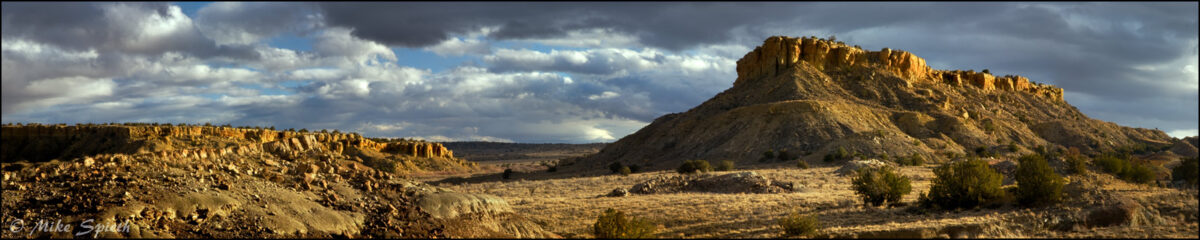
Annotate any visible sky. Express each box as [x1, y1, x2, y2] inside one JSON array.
[[2, 2, 1197, 143]]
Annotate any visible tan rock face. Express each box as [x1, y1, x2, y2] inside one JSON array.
[[734, 36, 1063, 102], [1, 125, 458, 162]]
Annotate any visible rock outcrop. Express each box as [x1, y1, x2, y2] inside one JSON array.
[[735, 36, 1063, 102]]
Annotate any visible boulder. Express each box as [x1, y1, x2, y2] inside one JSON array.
[[1086, 197, 1143, 227], [416, 192, 514, 219]]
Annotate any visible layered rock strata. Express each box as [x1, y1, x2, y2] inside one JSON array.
[[735, 36, 1063, 101]]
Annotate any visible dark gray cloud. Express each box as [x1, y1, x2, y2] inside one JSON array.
[[1, 2, 259, 59]]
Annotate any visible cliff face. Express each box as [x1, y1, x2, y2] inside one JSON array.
[[579, 36, 1174, 172], [0, 124, 465, 173], [735, 36, 1063, 102]]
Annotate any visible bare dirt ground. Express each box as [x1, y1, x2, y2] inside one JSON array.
[[424, 161, 1198, 238]]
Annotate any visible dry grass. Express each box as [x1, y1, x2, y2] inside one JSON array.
[[433, 164, 1197, 238]]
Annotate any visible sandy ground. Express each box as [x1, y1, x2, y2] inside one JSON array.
[[425, 161, 1198, 238]]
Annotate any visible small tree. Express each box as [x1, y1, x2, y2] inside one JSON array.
[[593, 208, 656, 239], [777, 211, 819, 237], [502, 169, 514, 179], [1173, 157, 1199, 186], [609, 162, 625, 174], [797, 160, 810, 169], [851, 166, 912, 207], [924, 159, 1006, 209], [825, 146, 850, 163], [628, 164, 642, 173], [716, 160, 736, 171], [677, 160, 712, 174], [763, 150, 776, 162], [618, 166, 632, 176], [777, 150, 792, 161], [1015, 154, 1065, 206]]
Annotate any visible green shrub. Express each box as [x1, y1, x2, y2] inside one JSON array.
[[609, 162, 625, 174], [777, 150, 793, 161], [502, 168, 514, 179], [628, 164, 642, 173], [897, 153, 925, 166], [593, 208, 656, 239], [677, 160, 712, 174], [924, 159, 1006, 209], [777, 211, 819, 237], [716, 160, 735, 171], [851, 166, 912, 207], [797, 160, 809, 169], [1015, 154, 1065, 206], [825, 146, 851, 163], [619, 166, 632, 176], [1096, 154, 1158, 184], [1173, 157, 1199, 186], [1007, 143, 1019, 152], [974, 146, 995, 158], [763, 150, 776, 162]]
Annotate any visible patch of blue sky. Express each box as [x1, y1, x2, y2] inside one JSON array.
[[266, 34, 314, 52], [173, 2, 209, 17], [391, 47, 480, 72]]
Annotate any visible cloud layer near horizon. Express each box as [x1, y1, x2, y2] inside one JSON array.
[[3, 2, 1197, 142]]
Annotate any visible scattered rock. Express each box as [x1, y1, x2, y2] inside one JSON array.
[[836, 159, 893, 176], [606, 188, 629, 197]]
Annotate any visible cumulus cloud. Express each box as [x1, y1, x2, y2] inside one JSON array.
[[3, 2, 1196, 143]]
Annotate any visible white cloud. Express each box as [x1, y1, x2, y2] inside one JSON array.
[[1168, 129, 1198, 138], [425, 37, 491, 57], [588, 91, 620, 100]]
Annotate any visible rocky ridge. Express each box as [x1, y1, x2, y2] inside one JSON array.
[[735, 36, 1064, 101]]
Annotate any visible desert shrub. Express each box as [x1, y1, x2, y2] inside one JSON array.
[[1063, 147, 1088, 175], [897, 153, 925, 166], [628, 164, 642, 173], [502, 168, 514, 179], [716, 160, 736, 171], [1173, 157, 1199, 186], [1096, 154, 1158, 184], [825, 146, 851, 163], [609, 162, 625, 174], [618, 166, 632, 176], [762, 150, 776, 162], [797, 160, 810, 169], [1015, 154, 1065, 206], [777, 211, 819, 237], [878, 153, 890, 161], [777, 150, 793, 161], [851, 166, 912, 207], [546, 165, 558, 173], [677, 160, 711, 174], [974, 146, 996, 158], [1007, 143, 1019, 152], [593, 208, 656, 239], [924, 159, 1006, 209]]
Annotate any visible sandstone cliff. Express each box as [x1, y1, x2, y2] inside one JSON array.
[[579, 36, 1174, 172]]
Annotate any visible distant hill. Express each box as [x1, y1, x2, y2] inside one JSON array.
[[441, 141, 606, 162]]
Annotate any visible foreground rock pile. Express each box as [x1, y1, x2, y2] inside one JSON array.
[[0, 123, 552, 238], [611, 171, 794, 196]]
